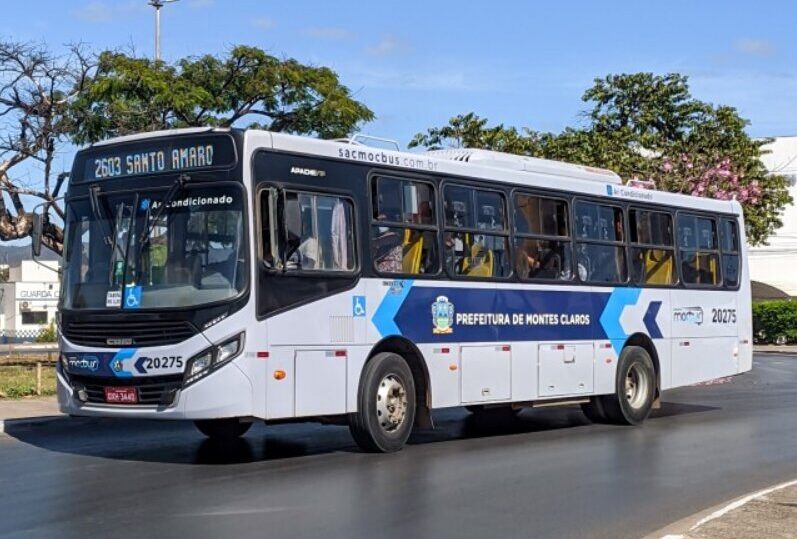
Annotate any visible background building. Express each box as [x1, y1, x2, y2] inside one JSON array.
[[748, 136, 797, 299], [0, 260, 59, 341]]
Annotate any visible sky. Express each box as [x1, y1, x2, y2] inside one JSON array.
[[4, 0, 797, 164]]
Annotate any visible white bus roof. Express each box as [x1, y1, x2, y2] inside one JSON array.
[[252, 131, 742, 216], [86, 127, 741, 216], [426, 148, 622, 184]]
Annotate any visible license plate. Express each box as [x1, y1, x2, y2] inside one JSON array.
[[104, 386, 138, 404]]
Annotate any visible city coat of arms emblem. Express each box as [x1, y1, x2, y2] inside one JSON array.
[[431, 295, 454, 334]]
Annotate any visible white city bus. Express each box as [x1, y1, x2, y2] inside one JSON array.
[[42, 127, 752, 452]]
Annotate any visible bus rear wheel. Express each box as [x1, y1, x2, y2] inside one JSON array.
[[349, 352, 416, 453], [599, 346, 656, 425], [194, 418, 252, 439]]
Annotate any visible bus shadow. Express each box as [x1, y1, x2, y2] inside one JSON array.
[[4, 401, 719, 465], [650, 401, 719, 419], [411, 401, 718, 445]]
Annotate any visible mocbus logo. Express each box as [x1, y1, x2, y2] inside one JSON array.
[[67, 356, 100, 372], [673, 307, 704, 325]]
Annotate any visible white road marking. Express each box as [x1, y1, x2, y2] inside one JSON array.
[[659, 478, 797, 538], [177, 506, 293, 517]]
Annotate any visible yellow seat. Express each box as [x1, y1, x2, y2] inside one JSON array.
[[644, 250, 673, 285], [695, 252, 718, 284], [462, 243, 493, 277], [402, 229, 423, 274]]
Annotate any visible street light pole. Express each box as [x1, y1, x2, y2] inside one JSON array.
[[148, 0, 179, 61]]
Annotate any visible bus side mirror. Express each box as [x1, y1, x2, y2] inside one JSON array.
[[31, 212, 43, 258]]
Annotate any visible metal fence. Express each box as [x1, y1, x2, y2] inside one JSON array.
[[0, 329, 51, 343]]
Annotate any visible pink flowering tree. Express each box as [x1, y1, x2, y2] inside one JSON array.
[[645, 153, 786, 244], [654, 155, 761, 203]]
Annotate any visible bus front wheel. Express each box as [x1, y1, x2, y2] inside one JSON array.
[[599, 346, 656, 425], [349, 352, 416, 453], [194, 418, 252, 439]]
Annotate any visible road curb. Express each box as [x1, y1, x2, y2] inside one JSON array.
[[0, 415, 65, 434], [643, 478, 797, 539], [753, 347, 797, 355]]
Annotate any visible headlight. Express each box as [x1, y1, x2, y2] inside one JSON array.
[[216, 335, 241, 365], [184, 332, 245, 386], [188, 351, 213, 379]]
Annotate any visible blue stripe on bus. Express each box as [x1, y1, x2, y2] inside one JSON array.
[[599, 287, 641, 354], [372, 284, 660, 346], [372, 279, 415, 337], [643, 301, 664, 340]]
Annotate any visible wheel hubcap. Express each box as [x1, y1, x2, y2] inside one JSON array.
[[624, 364, 649, 410], [376, 374, 408, 433]]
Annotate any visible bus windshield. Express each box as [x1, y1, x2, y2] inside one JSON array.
[[62, 182, 246, 310]]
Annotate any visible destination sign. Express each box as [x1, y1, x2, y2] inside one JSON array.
[[79, 134, 237, 181]]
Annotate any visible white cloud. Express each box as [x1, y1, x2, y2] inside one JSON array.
[[252, 17, 275, 30], [74, 2, 113, 23], [366, 34, 407, 57], [735, 38, 776, 57], [303, 27, 352, 41]]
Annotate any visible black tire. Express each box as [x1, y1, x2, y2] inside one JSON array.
[[349, 352, 416, 453], [599, 346, 656, 425], [194, 418, 252, 439], [580, 398, 608, 423]]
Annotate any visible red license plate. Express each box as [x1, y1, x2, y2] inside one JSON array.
[[104, 386, 138, 404]]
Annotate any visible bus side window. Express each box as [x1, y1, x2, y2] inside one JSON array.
[[265, 190, 356, 273], [371, 176, 438, 275], [629, 209, 676, 286], [574, 201, 627, 283], [720, 218, 740, 288], [444, 185, 510, 279], [678, 214, 720, 286], [513, 193, 572, 281]]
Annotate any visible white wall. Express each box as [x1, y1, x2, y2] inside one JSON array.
[[0, 261, 60, 336], [8, 260, 59, 283], [748, 136, 797, 296]]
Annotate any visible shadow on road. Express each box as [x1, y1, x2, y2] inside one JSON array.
[[3, 401, 719, 466]]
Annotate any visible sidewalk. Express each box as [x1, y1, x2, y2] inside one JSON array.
[[650, 480, 797, 539], [0, 396, 62, 432]]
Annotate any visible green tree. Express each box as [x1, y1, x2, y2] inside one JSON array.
[[411, 73, 791, 245], [409, 112, 537, 154], [35, 320, 57, 343], [70, 45, 374, 144]]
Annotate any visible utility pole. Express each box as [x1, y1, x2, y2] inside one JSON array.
[[148, 0, 180, 61]]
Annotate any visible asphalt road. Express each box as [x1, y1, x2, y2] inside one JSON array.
[[2, 354, 796, 539]]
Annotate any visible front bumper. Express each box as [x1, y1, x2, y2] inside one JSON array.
[[57, 361, 255, 420]]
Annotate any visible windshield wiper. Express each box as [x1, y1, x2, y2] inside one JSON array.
[[89, 185, 115, 247]]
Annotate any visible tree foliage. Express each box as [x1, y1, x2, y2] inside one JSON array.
[[0, 41, 92, 254], [70, 45, 374, 144], [411, 73, 791, 245], [0, 42, 373, 254]]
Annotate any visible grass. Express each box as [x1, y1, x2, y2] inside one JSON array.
[[0, 353, 56, 366], [0, 365, 57, 399]]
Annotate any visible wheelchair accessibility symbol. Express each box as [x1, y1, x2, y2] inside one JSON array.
[[124, 285, 142, 309], [352, 296, 366, 317]]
